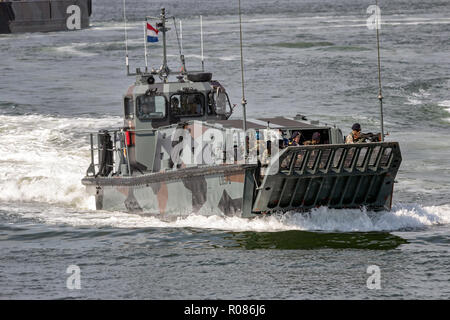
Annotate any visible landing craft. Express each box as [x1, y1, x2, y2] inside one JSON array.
[[81, 8, 402, 219], [0, 0, 92, 34]]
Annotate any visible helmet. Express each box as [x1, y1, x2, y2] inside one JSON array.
[[312, 132, 321, 141], [352, 123, 361, 131]]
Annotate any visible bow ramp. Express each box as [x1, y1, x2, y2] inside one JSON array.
[[251, 142, 401, 214]]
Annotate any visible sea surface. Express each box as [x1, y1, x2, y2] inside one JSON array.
[[0, 0, 449, 299]]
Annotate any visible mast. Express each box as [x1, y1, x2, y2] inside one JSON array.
[[375, 0, 385, 141], [123, 0, 130, 75], [160, 8, 169, 82], [180, 20, 183, 53], [180, 20, 186, 73], [238, 0, 248, 137], [200, 15, 205, 72], [143, 21, 148, 72]]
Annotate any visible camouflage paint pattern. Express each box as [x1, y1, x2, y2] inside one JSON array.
[[83, 164, 254, 218]]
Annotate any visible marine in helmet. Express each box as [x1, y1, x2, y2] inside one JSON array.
[[346, 123, 363, 144], [288, 131, 301, 146], [303, 132, 321, 145]]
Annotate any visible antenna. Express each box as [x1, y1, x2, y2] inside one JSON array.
[[143, 21, 149, 72], [200, 15, 204, 72], [238, 0, 248, 136], [123, 0, 131, 75], [180, 20, 183, 53], [161, 8, 168, 81], [173, 17, 187, 73], [375, 0, 385, 141]]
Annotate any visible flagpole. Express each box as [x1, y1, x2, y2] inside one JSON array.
[[144, 21, 148, 72]]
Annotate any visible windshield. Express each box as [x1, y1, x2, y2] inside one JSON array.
[[210, 89, 231, 115], [136, 95, 166, 120], [170, 93, 204, 117]]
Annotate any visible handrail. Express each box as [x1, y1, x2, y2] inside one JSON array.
[[276, 142, 398, 176], [86, 130, 130, 177], [252, 141, 402, 212]]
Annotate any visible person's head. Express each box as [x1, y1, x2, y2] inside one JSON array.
[[291, 131, 301, 143], [171, 97, 179, 108], [352, 123, 361, 133], [311, 132, 321, 144]]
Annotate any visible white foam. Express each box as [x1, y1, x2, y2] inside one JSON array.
[[7, 202, 450, 232], [412, 88, 431, 98], [0, 114, 122, 209], [54, 44, 97, 57], [438, 100, 450, 119], [219, 55, 239, 61], [437, 101, 450, 122], [438, 100, 450, 108], [406, 97, 422, 105]]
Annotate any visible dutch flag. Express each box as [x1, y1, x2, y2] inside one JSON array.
[[146, 23, 159, 43]]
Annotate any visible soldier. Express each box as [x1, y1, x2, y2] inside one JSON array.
[[288, 131, 301, 146], [303, 132, 321, 145], [275, 129, 289, 149], [171, 96, 180, 115], [346, 123, 363, 144]]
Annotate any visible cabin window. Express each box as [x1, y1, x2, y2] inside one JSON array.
[[124, 97, 134, 119], [170, 93, 204, 117], [215, 91, 229, 115], [136, 95, 167, 120], [209, 89, 231, 115]]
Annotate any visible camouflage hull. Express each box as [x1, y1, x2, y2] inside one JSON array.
[[82, 164, 258, 218], [0, 0, 91, 34], [82, 142, 402, 218]]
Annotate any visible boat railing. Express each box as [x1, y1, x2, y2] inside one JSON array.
[[86, 129, 123, 177], [86, 128, 158, 177], [276, 142, 401, 176], [252, 141, 402, 213]]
